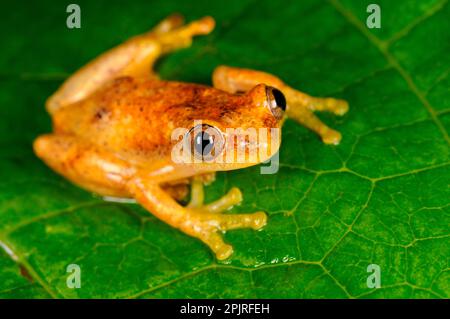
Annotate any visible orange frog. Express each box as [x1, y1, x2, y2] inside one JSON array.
[[34, 14, 348, 260]]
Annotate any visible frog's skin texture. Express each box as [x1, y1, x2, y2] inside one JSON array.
[[33, 14, 348, 260]]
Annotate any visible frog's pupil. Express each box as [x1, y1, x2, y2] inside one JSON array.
[[194, 132, 213, 156], [272, 88, 286, 111]]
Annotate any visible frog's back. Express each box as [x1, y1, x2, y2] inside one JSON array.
[[52, 76, 238, 158]]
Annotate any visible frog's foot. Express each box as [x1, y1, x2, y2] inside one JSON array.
[[312, 98, 348, 144], [183, 207, 267, 260], [130, 177, 267, 260], [157, 16, 215, 53], [149, 13, 185, 35], [285, 90, 348, 145], [306, 97, 349, 116], [184, 177, 266, 259]]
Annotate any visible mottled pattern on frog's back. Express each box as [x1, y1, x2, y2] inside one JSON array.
[[52, 76, 243, 159]]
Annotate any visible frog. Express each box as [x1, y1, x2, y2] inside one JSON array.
[[33, 14, 348, 260]]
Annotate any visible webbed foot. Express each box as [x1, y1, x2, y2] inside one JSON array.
[[185, 178, 267, 260]]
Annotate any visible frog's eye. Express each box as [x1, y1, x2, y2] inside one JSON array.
[[266, 86, 286, 120], [187, 124, 224, 161]]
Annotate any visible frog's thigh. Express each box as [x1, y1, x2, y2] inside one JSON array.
[[47, 15, 215, 114], [33, 134, 133, 197], [212, 65, 348, 145], [47, 14, 185, 112], [46, 39, 162, 114]]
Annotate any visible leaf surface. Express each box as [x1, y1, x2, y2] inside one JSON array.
[[0, 0, 448, 298]]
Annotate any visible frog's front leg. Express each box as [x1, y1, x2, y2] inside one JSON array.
[[213, 66, 348, 144], [47, 14, 215, 113], [34, 134, 266, 260], [128, 176, 267, 260]]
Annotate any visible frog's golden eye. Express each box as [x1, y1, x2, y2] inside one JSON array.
[[266, 86, 286, 120], [186, 124, 224, 161]]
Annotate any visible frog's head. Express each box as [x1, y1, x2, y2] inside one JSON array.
[[177, 84, 285, 172]]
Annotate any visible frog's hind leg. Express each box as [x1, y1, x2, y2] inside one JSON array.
[[46, 14, 215, 114], [212, 66, 348, 145], [34, 133, 202, 202], [33, 134, 134, 197]]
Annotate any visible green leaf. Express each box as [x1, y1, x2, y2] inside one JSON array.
[[0, 0, 449, 298]]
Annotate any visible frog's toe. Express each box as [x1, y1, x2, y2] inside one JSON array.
[[217, 211, 267, 231], [203, 232, 234, 260], [209, 210, 267, 259], [185, 210, 267, 260], [204, 187, 243, 213], [332, 99, 349, 116], [188, 16, 215, 35], [151, 13, 185, 34], [322, 129, 342, 145]]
